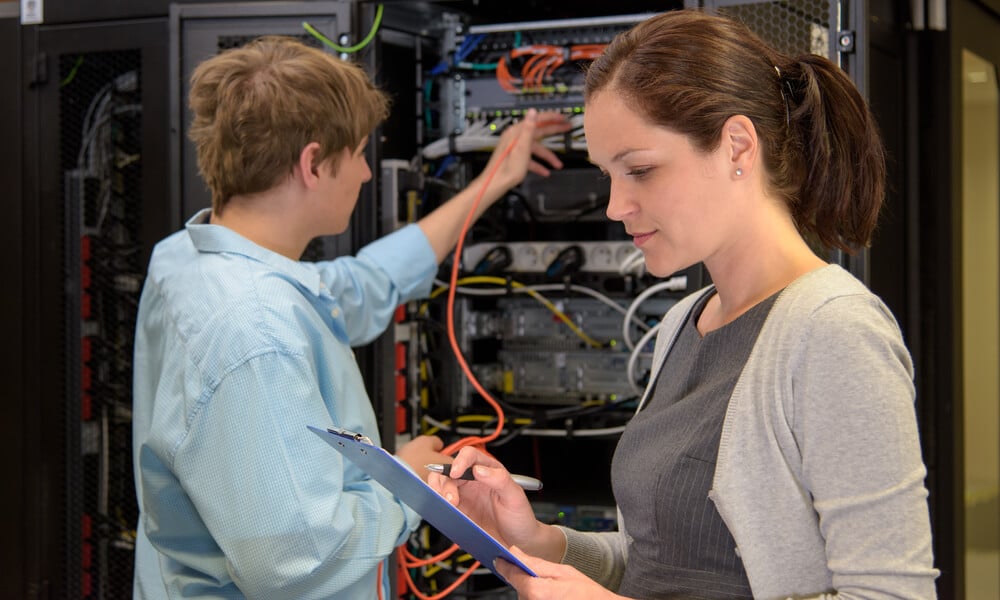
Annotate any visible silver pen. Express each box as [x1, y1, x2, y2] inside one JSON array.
[[425, 463, 544, 491]]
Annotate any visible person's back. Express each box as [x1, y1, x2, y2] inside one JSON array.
[[130, 36, 429, 599], [132, 216, 434, 598], [131, 34, 570, 599]]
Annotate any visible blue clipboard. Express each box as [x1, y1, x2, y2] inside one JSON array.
[[307, 425, 537, 580]]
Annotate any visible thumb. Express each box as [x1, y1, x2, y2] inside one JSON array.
[[472, 464, 516, 490], [495, 545, 534, 583], [508, 544, 530, 561], [519, 108, 539, 142]]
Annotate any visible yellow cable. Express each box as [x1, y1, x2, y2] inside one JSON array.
[[426, 276, 604, 347], [422, 414, 533, 435]]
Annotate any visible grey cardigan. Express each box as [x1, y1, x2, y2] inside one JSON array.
[[559, 265, 938, 599]]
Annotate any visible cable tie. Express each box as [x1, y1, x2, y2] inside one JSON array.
[[447, 132, 459, 156]]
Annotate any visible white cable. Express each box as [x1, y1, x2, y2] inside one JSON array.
[[621, 276, 687, 350], [421, 114, 586, 159], [617, 248, 646, 276], [626, 321, 661, 393], [77, 104, 143, 169], [529, 284, 642, 327], [81, 82, 114, 150]]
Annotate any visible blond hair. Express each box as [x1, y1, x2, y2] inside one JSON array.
[[188, 36, 390, 212]]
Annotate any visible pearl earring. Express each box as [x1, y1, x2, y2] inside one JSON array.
[[735, 168, 743, 176]]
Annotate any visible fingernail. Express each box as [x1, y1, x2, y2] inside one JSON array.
[[446, 493, 454, 504], [474, 465, 489, 477]]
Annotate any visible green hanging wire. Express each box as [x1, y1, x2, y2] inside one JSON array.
[[61, 56, 84, 88], [303, 4, 384, 54]]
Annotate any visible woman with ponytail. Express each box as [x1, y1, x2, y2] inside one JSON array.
[[430, 9, 938, 599]]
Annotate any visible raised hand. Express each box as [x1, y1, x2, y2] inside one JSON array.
[[475, 108, 573, 199]]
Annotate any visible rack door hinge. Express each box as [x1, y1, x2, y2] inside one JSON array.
[[29, 51, 49, 88]]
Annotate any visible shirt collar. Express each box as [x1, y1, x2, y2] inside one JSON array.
[[185, 208, 323, 296]]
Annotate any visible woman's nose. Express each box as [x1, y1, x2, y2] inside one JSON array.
[[604, 185, 635, 222]]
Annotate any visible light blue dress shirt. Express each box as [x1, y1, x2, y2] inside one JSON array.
[[132, 209, 436, 599]]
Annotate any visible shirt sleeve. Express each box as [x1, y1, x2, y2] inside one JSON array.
[[317, 224, 437, 346], [794, 294, 938, 598], [170, 352, 419, 599]]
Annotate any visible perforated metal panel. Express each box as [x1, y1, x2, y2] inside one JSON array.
[[60, 47, 143, 600], [709, 0, 834, 58]]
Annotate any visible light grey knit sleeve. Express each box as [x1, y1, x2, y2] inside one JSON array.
[[792, 293, 938, 598], [555, 517, 629, 592]]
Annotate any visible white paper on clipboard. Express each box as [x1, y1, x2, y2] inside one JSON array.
[[307, 425, 537, 580]]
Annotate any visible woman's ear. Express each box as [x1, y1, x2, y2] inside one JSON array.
[[723, 115, 758, 177]]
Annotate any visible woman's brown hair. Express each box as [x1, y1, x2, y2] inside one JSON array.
[[585, 10, 885, 252]]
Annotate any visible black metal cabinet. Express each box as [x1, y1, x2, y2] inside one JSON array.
[[19, 17, 171, 599], [1, 8, 27, 600]]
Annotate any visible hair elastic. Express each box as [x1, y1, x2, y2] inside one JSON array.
[[774, 65, 792, 127]]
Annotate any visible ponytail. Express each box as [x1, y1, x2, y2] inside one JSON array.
[[782, 54, 885, 252]]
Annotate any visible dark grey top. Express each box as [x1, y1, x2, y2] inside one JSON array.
[[611, 289, 778, 599]]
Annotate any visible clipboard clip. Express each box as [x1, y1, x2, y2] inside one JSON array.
[[327, 426, 374, 446]]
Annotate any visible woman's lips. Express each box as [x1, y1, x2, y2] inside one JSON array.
[[631, 231, 655, 247]]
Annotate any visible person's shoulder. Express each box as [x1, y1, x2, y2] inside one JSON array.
[[148, 250, 312, 363], [146, 229, 196, 278], [777, 265, 902, 345], [779, 265, 884, 315]]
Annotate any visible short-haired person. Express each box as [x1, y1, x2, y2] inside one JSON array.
[[430, 10, 939, 599], [131, 36, 570, 598]]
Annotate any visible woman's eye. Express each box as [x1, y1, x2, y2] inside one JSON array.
[[626, 167, 651, 179]]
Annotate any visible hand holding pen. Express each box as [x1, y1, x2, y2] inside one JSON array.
[[427, 447, 566, 562], [426, 463, 543, 491]]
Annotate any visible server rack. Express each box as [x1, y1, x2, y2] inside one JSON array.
[[20, 16, 172, 599]]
